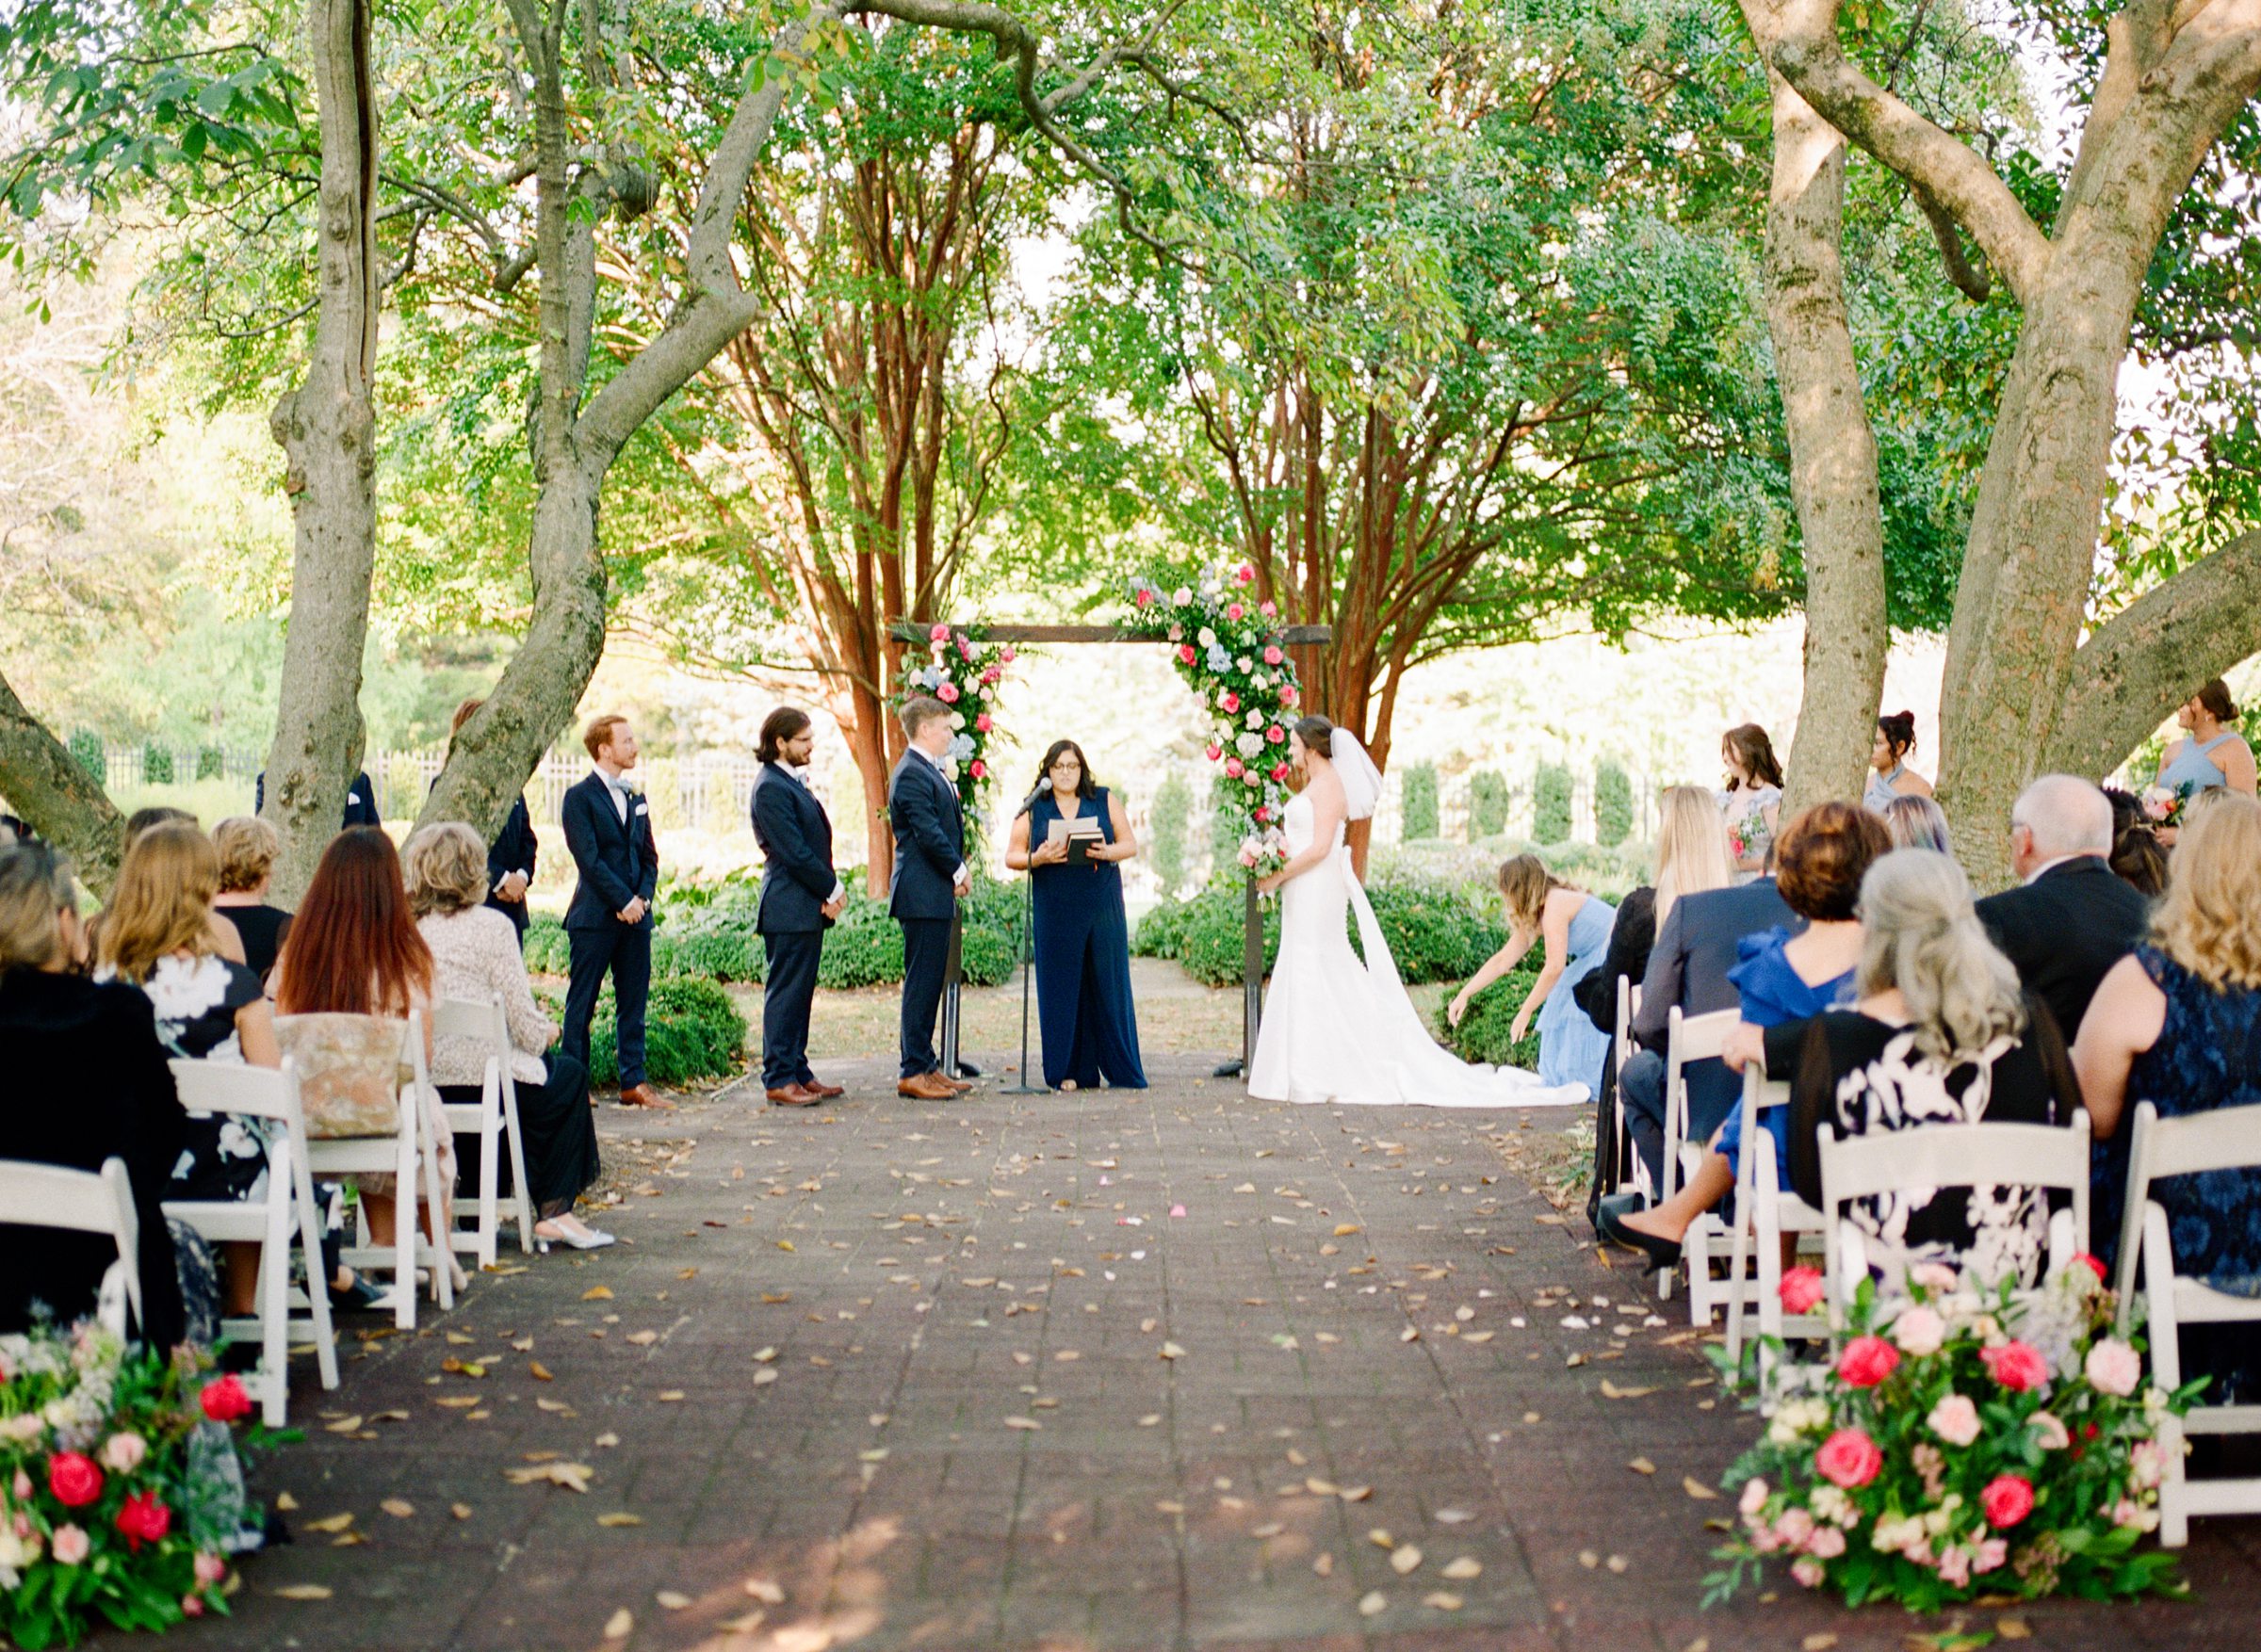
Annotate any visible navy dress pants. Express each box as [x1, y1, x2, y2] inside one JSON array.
[[761, 929, 821, 1090], [898, 917, 951, 1079], [564, 922, 652, 1091]]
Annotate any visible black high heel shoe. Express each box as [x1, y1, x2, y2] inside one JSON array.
[[1598, 1205, 1683, 1271]]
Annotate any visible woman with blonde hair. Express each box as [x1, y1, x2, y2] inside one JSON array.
[[1450, 852, 1616, 1096], [1778, 850, 2079, 1288], [1576, 785, 1733, 1036], [405, 823, 608, 1250], [2075, 795, 2261, 1400], [211, 815, 293, 979], [95, 820, 280, 1315]]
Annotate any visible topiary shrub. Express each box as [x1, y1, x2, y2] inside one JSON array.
[[1208, 773, 1244, 873], [1400, 762, 1440, 840], [68, 729, 105, 783], [817, 907, 907, 988], [1430, 958, 1544, 1068], [1594, 761, 1634, 848], [196, 745, 225, 781], [1177, 882, 1281, 985], [1132, 897, 1193, 959], [957, 921, 1016, 987], [1150, 771, 1192, 897], [1467, 769, 1510, 840], [1533, 761, 1573, 846], [1354, 876, 1507, 983], [583, 976, 748, 1089], [643, 758, 685, 830], [141, 740, 174, 786]]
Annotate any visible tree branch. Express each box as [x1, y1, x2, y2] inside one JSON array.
[[0, 669, 125, 896]]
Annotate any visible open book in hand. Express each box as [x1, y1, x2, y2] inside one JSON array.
[[1046, 813, 1106, 866]]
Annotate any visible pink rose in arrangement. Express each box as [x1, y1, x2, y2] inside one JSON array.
[[1269, 762, 1291, 782], [1928, 1393, 1982, 1448], [1778, 1266, 1823, 1316], [1835, 1336, 1899, 1388], [975, 713, 992, 733], [1226, 603, 1244, 622], [182, 1595, 206, 1619], [1255, 806, 1271, 823], [1738, 1477, 1768, 1516], [48, 1452, 104, 1508], [1266, 725, 1285, 745], [1205, 743, 1222, 762], [1975, 1537, 2008, 1574], [936, 683, 960, 704], [1224, 758, 1245, 779], [1791, 1556, 1826, 1588], [1910, 1261, 1960, 1292], [1221, 691, 1241, 713], [1236, 564, 1256, 585], [100, 1432, 148, 1473], [200, 1374, 253, 1423], [2072, 1251, 2107, 1284], [2130, 1438, 2168, 1489], [114, 1491, 171, 1549], [1892, 1304, 1946, 1356], [980, 666, 1000, 684], [1808, 1525, 1846, 1560], [1259, 600, 1277, 617], [1135, 588, 1155, 607], [957, 638, 974, 660], [1773, 1507, 1815, 1549], [1000, 645, 1017, 663], [968, 759, 986, 780], [51, 1524, 89, 1565], [2112, 1498, 2153, 1531], [1937, 1546, 1973, 1588], [1980, 1474, 2036, 1530], [928, 622, 951, 641], [2085, 1337, 2141, 1397], [1263, 645, 1284, 666], [1814, 1428, 1883, 1489], [1243, 769, 1263, 787], [1178, 644, 1197, 665], [2029, 1411, 2071, 1450], [1980, 1340, 2049, 1393], [194, 1551, 228, 1585], [10, 1469, 29, 1500]]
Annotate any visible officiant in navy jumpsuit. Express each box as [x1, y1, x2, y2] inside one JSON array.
[[1004, 739, 1147, 1091]]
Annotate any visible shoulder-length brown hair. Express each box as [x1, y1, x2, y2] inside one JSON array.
[[1497, 852, 1575, 932], [1722, 723, 1784, 790], [274, 827, 432, 1015], [98, 821, 220, 984], [1775, 801, 1892, 922]]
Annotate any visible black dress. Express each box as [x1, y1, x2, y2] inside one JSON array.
[[1782, 996, 2079, 1289], [0, 970, 190, 1348], [217, 903, 293, 980], [1028, 788, 1147, 1091]]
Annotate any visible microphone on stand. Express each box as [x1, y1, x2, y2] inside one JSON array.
[[1014, 785, 1048, 818]]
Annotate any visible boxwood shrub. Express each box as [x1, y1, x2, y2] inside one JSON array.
[[1131, 898, 1194, 959], [1145, 870, 1505, 988], [574, 976, 749, 1088]]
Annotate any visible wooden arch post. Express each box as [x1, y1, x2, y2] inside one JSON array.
[[888, 621, 1332, 1077]]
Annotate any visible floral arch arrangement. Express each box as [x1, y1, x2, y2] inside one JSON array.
[[896, 622, 1015, 823], [1124, 559, 1303, 869]]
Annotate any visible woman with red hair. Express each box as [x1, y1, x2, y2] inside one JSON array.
[[271, 829, 457, 1285]]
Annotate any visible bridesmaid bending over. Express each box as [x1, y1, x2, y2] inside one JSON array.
[[1005, 740, 1147, 1092], [1449, 854, 1616, 1099]]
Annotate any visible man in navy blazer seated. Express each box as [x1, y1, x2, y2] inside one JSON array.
[[445, 696, 539, 943], [750, 706, 845, 1108], [561, 713, 669, 1110], [890, 695, 976, 1101], [255, 767, 381, 829]]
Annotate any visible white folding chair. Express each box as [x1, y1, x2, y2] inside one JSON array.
[[1719, 1068, 1826, 1368], [161, 1059, 340, 1424], [0, 1158, 139, 1338], [2112, 1101, 2261, 1547], [431, 996, 538, 1269], [1820, 1112, 2092, 1327], [285, 1010, 454, 1329], [1659, 1006, 1738, 1307]]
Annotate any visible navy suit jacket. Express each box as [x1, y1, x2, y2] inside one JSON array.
[[1976, 855, 2149, 1040], [487, 795, 538, 934], [255, 769, 380, 828], [1634, 877, 1800, 1125], [887, 753, 963, 922], [561, 772, 658, 931], [751, 764, 837, 935]]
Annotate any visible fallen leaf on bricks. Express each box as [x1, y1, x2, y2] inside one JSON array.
[[529, 1362, 554, 1382], [1440, 1557, 1481, 1580], [1390, 1545, 1423, 1575], [598, 1513, 643, 1527], [626, 1330, 659, 1347], [1160, 1341, 1187, 1360], [656, 1591, 691, 1610], [323, 1415, 363, 1433], [303, 1513, 354, 1534], [1683, 1478, 1718, 1500], [1312, 1553, 1334, 1577], [1599, 1380, 1655, 1400], [603, 1608, 632, 1639], [1337, 1485, 1372, 1503], [1004, 1417, 1042, 1431], [450, 1503, 472, 1520], [1358, 1592, 1388, 1617], [380, 1498, 415, 1518], [273, 1584, 333, 1601], [505, 1462, 593, 1493], [744, 1579, 786, 1604], [581, 1287, 613, 1301], [1423, 1593, 1463, 1611]]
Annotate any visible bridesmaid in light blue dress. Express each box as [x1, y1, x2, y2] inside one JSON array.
[[1448, 854, 1616, 1099]]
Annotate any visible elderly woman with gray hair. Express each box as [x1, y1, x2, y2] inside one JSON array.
[[402, 822, 610, 1251], [1766, 849, 2085, 1289]]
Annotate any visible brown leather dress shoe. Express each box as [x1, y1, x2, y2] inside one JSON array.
[[766, 1084, 821, 1108], [803, 1079, 845, 1098], [897, 1072, 957, 1100], [945, 1076, 976, 1092], [618, 1083, 675, 1109]]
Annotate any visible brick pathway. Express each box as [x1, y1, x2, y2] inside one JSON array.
[[130, 1050, 2258, 1652]]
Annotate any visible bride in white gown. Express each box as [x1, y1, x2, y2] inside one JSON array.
[[1245, 717, 1590, 1109]]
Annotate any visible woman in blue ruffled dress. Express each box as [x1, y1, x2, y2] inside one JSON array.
[[1450, 854, 1615, 1101]]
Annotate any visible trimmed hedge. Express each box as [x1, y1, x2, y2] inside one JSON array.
[[1400, 762, 1440, 840], [69, 730, 104, 782], [548, 975, 749, 1089], [1595, 761, 1634, 848], [196, 745, 225, 781], [1467, 769, 1509, 840], [1430, 958, 1544, 1068], [1139, 870, 1505, 988], [141, 740, 174, 785], [1533, 761, 1572, 845], [1150, 771, 1192, 897]]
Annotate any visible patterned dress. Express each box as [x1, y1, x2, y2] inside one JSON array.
[[2092, 946, 2261, 1401], [100, 952, 270, 1203]]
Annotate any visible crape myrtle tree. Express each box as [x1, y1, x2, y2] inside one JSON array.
[[1749, 0, 2261, 880], [0, 0, 1196, 893]]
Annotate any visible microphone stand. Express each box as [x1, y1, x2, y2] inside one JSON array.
[[1003, 802, 1047, 1093]]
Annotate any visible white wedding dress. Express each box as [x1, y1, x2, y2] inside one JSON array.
[[1246, 786, 1590, 1109]]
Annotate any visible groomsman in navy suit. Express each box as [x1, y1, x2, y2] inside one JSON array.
[[750, 707, 845, 1108], [444, 697, 538, 944], [561, 713, 669, 1109], [889, 696, 975, 1101]]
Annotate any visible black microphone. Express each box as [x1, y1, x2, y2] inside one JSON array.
[[1015, 785, 1047, 818]]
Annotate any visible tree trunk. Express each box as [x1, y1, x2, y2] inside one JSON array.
[[2040, 528, 2261, 781], [1750, 62, 1887, 819], [260, 0, 380, 905], [0, 670, 125, 894]]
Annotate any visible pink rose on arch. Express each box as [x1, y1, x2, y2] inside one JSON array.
[[1226, 603, 1244, 622], [1243, 769, 1262, 786], [1263, 645, 1283, 666], [51, 1524, 89, 1565], [1259, 600, 1277, 617], [1270, 763, 1291, 782], [1224, 758, 1245, 779], [1980, 1340, 2049, 1392], [980, 666, 1000, 684], [1279, 685, 1298, 706], [1928, 1392, 1981, 1448], [1000, 645, 1017, 663], [975, 713, 992, 733], [929, 622, 951, 641], [1178, 644, 1197, 665], [2071, 1251, 2107, 1284], [1778, 1265, 1823, 1316], [2029, 1411, 2071, 1450], [1221, 691, 1241, 713], [936, 683, 961, 704], [1910, 1261, 1960, 1293], [1980, 1473, 2035, 1530], [1266, 725, 1285, 745], [968, 759, 986, 780], [1135, 588, 1154, 607], [1255, 806, 1270, 823], [2084, 1337, 2141, 1397], [1235, 564, 1256, 585], [1814, 1428, 1883, 1489], [1835, 1336, 1899, 1388], [1205, 743, 1223, 762]]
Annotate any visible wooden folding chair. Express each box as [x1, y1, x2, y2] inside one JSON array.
[[431, 996, 538, 1269], [161, 1059, 340, 1424], [0, 1158, 140, 1338], [2112, 1100, 2261, 1547]]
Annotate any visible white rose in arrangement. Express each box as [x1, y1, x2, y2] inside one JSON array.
[[1251, 672, 1270, 689], [978, 684, 993, 701], [950, 711, 967, 730], [1172, 587, 1193, 607], [1168, 624, 1183, 640], [1236, 732, 1264, 758], [1245, 709, 1263, 731], [1196, 626, 1217, 648], [1237, 656, 1252, 672]]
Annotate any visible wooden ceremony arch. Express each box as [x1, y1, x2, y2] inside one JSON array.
[[888, 619, 1333, 1075]]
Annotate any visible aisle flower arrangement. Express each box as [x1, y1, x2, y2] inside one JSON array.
[[1, 1323, 273, 1648], [1123, 561, 1303, 876], [1706, 1259, 2191, 1611], [898, 623, 1014, 823]]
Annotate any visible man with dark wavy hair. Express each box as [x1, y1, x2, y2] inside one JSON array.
[[750, 706, 842, 1108]]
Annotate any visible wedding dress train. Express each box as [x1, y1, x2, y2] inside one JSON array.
[[1246, 788, 1590, 1109]]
